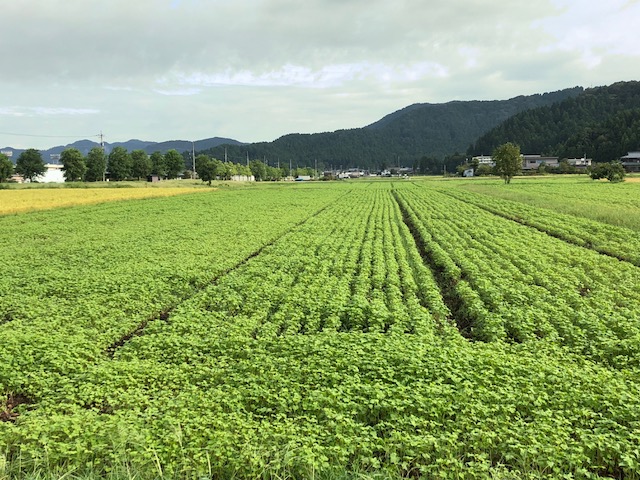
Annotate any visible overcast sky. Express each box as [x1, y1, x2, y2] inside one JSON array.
[[1, 0, 639, 150]]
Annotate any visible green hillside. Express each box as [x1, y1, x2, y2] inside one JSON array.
[[468, 81, 640, 162], [202, 87, 582, 170]]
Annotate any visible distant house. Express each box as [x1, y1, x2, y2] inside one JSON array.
[[565, 156, 592, 169], [521, 155, 559, 171], [620, 152, 640, 172], [463, 168, 474, 177], [472, 155, 495, 167]]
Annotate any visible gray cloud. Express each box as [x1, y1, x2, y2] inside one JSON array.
[[1, 0, 639, 149]]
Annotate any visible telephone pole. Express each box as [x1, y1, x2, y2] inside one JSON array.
[[100, 131, 106, 182], [192, 141, 196, 179]]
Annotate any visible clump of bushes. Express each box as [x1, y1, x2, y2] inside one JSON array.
[[589, 161, 626, 182]]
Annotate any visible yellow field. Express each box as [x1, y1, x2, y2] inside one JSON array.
[[0, 187, 203, 215]]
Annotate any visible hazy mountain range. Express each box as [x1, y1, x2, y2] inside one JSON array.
[[5, 81, 640, 169], [1, 137, 244, 163]]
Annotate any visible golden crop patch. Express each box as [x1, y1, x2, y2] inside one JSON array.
[[0, 187, 202, 215]]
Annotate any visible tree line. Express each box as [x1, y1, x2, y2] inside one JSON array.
[[0, 147, 185, 183], [0, 147, 317, 184], [196, 154, 316, 185]]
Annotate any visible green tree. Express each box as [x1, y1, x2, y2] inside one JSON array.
[[249, 160, 267, 181], [265, 165, 282, 180], [218, 162, 236, 180], [60, 148, 86, 182], [164, 149, 184, 179], [415, 156, 442, 175], [108, 146, 132, 181], [475, 164, 493, 176], [235, 163, 252, 177], [196, 155, 217, 185], [85, 147, 107, 182], [131, 150, 152, 180], [15, 148, 46, 182], [443, 152, 466, 176], [590, 161, 626, 182], [493, 142, 522, 184], [0, 153, 13, 182], [150, 151, 167, 178]]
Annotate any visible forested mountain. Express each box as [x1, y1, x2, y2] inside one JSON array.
[[201, 87, 583, 170], [2, 137, 243, 163], [468, 81, 640, 162]]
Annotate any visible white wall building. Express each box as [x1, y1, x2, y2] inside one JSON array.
[[472, 155, 495, 167], [34, 163, 65, 183]]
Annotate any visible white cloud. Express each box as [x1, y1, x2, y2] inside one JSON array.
[[535, 0, 640, 68], [152, 87, 202, 96], [0, 107, 100, 117]]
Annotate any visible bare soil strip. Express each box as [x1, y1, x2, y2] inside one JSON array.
[[391, 192, 468, 336]]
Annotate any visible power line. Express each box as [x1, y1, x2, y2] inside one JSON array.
[[0, 131, 101, 139]]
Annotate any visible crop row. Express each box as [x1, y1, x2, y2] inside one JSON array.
[[0, 185, 344, 396], [112, 187, 450, 349], [396, 185, 640, 368], [440, 187, 640, 265]]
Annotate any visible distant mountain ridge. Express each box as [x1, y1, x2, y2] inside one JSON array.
[[2, 137, 244, 163], [10, 82, 640, 172], [201, 87, 584, 169]]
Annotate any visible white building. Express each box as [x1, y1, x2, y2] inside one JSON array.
[[521, 155, 559, 170], [472, 155, 495, 167], [35, 163, 65, 183], [566, 156, 592, 168]]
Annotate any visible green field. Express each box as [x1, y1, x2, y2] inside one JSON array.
[[1, 178, 640, 479]]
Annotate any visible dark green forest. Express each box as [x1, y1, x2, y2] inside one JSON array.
[[200, 88, 582, 171], [468, 81, 640, 163]]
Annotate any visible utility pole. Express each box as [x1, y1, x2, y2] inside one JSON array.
[[100, 131, 106, 182], [192, 141, 196, 179], [246, 151, 249, 167]]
